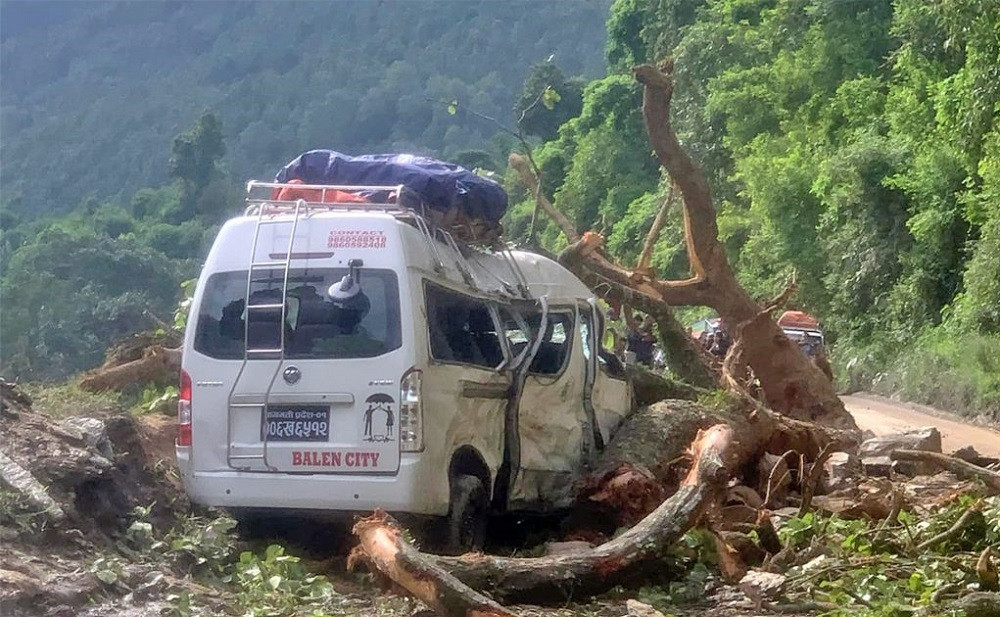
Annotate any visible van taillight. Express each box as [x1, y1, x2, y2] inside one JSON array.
[[178, 369, 192, 447], [399, 368, 422, 452]]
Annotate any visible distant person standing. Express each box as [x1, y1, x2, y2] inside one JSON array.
[[709, 323, 730, 358], [625, 312, 656, 367]]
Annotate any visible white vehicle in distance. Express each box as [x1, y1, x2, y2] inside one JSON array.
[[176, 181, 633, 551]]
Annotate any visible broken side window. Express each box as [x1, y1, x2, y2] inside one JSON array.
[[580, 306, 626, 377], [425, 283, 503, 369], [500, 310, 574, 375]]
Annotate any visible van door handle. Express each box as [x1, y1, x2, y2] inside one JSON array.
[[460, 381, 510, 399]]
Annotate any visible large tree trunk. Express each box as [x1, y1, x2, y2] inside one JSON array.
[[627, 62, 855, 430], [354, 425, 735, 608], [78, 345, 181, 393], [577, 397, 853, 529]]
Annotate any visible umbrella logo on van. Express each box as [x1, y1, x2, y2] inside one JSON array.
[[363, 393, 395, 443]]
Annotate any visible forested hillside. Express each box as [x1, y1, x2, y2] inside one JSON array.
[[0, 0, 610, 216], [0, 1, 609, 379]]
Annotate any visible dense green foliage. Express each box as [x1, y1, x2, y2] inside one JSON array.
[[1, 1, 610, 217], [0, 111, 227, 379], [512, 0, 999, 418]]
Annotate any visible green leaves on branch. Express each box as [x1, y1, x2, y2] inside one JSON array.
[[542, 86, 561, 110]]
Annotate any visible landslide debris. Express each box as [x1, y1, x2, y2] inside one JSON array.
[[0, 379, 185, 617]]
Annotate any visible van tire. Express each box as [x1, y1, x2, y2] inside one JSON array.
[[446, 474, 487, 554]]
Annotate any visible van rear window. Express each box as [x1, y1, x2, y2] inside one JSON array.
[[193, 268, 401, 359]]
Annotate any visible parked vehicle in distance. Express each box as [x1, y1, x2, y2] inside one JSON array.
[[777, 310, 825, 356]]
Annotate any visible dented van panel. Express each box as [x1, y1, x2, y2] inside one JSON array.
[[593, 370, 632, 445]]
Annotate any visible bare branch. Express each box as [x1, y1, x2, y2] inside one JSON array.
[[633, 61, 724, 278], [915, 505, 981, 552], [509, 152, 579, 243], [636, 183, 676, 272], [892, 450, 1000, 494]]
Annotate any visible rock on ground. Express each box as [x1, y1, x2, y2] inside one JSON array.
[[859, 427, 942, 476]]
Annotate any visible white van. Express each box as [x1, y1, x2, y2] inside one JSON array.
[[176, 182, 632, 550]]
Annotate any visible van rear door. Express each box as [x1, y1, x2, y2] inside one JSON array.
[[189, 265, 407, 474]]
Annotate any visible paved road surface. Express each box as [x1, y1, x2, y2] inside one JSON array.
[[842, 393, 1000, 457]]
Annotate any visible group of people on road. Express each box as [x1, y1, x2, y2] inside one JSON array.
[[699, 322, 731, 358], [602, 305, 833, 382]]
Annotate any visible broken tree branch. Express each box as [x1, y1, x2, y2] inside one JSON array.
[[915, 505, 981, 553], [78, 345, 181, 393], [798, 443, 835, 516], [632, 60, 721, 278], [557, 232, 713, 307], [891, 450, 1000, 495], [636, 184, 676, 273], [354, 426, 734, 606], [509, 153, 579, 244], [350, 511, 516, 617]]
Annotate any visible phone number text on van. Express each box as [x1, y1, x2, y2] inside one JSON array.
[[327, 230, 387, 249]]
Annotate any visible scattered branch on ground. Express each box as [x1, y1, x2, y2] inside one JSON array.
[[892, 449, 1000, 494]]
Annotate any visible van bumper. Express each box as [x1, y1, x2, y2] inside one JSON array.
[[175, 449, 446, 515]]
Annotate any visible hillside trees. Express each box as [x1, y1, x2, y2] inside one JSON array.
[[0, 226, 183, 379], [169, 112, 232, 222], [515, 62, 586, 140], [0, 1, 612, 218], [0, 115, 241, 380], [517, 0, 997, 411]]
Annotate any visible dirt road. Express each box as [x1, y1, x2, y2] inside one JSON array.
[[842, 393, 1000, 457]]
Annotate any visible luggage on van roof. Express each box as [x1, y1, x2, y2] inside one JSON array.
[[275, 150, 508, 223]]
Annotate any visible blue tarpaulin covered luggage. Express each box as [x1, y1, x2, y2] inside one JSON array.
[[275, 150, 508, 223]]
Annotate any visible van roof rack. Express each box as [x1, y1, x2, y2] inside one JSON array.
[[243, 180, 531, 299], [245, 180, 420, 213], [245, 181, 502, 245]]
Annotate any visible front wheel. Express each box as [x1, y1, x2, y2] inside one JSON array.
[[445, 474, 488, 554]]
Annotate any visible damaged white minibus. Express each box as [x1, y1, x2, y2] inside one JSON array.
[[177, 181, 633, 550]]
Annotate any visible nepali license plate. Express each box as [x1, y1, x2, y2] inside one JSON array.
[[262, 406, 330, 442]]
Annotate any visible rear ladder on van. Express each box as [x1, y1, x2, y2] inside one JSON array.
[[226, 199, 306, 470]]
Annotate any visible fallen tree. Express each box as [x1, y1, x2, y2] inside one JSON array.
[[511, 59, 858, 431], [352, 425, 734, 613], [78, 344, 180, 393], [892, 449, 1000, 495], [78, 324, 181, 393], [345, 57, 868, 614]]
